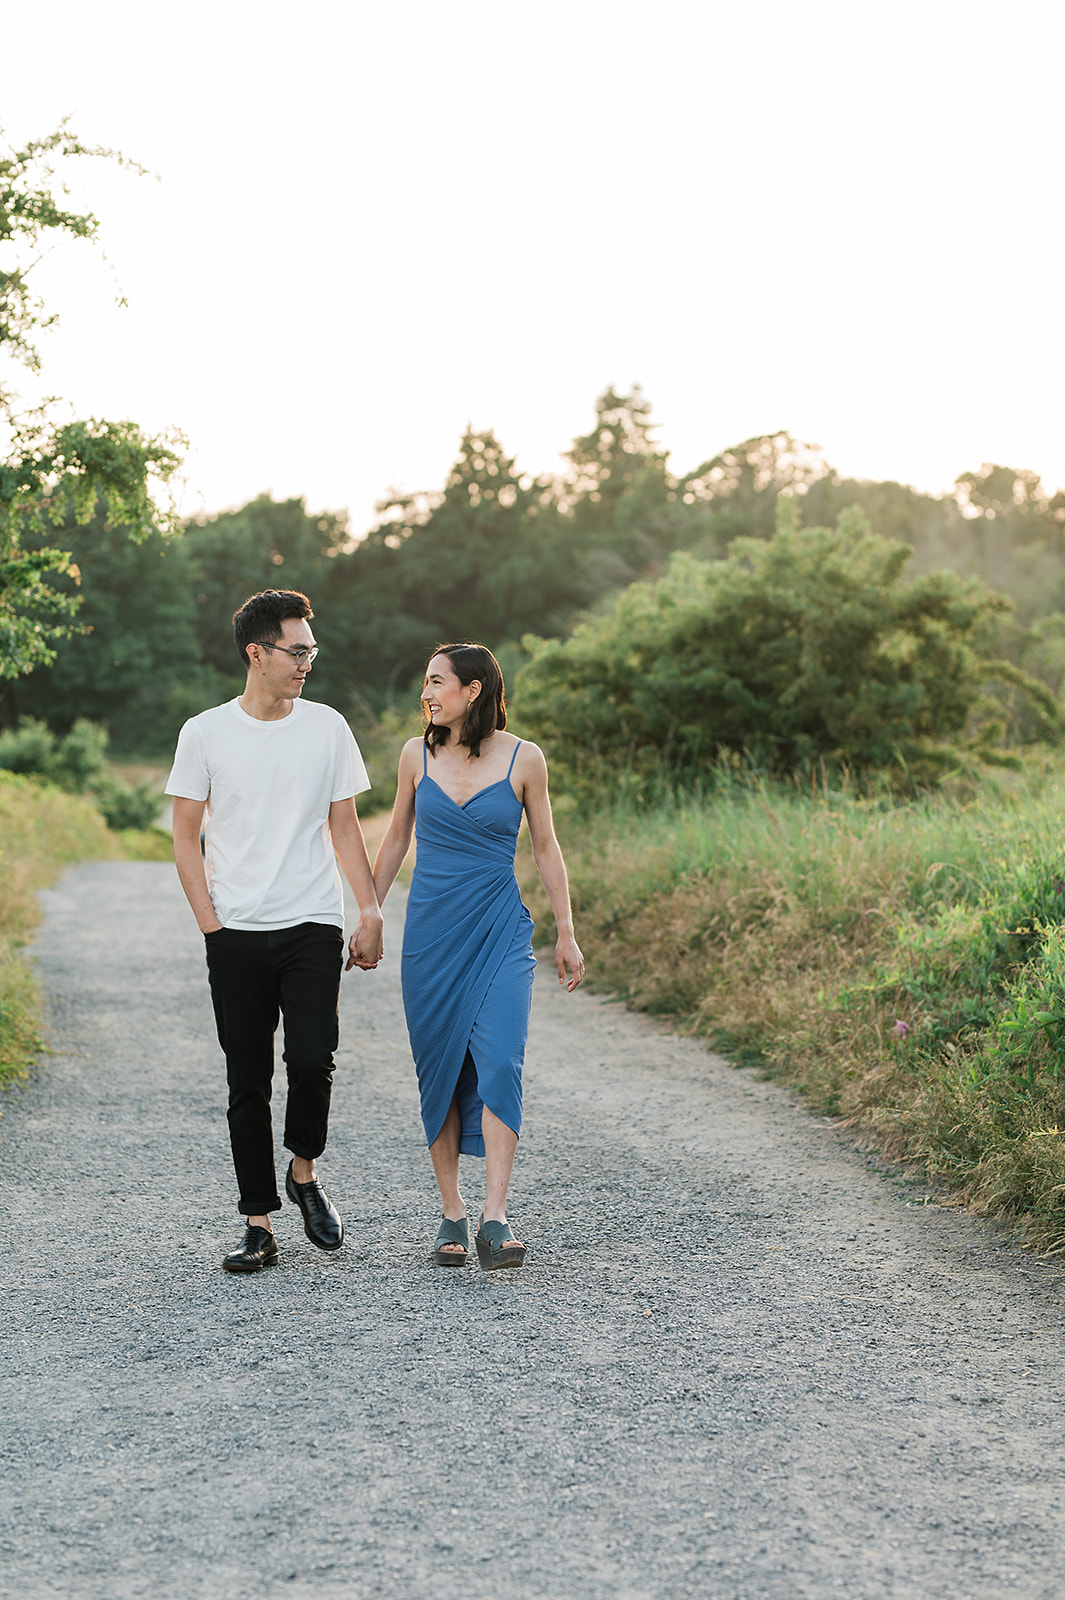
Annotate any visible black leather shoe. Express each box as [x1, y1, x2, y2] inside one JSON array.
[[223, 1224, 279, 1274], [285, 1159, 344, 1250]]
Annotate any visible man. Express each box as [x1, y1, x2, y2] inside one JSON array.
[[167, 588, 383, 1273]]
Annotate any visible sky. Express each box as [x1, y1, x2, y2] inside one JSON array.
[[2, 0, 1063, 535]]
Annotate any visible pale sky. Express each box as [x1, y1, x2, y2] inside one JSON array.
[[2, 0, 1062, 535]]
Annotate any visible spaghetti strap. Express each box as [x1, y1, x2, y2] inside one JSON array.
[[422, 741, 428, 775], [505, 740, 522, 779]]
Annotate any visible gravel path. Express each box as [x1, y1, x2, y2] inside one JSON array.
[[2, 861, 1064, 1600]]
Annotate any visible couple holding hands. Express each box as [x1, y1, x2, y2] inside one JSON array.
[[166, 588, 583, 1275]]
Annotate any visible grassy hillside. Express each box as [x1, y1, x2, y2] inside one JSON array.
[[520, 757, 1065, 1251]]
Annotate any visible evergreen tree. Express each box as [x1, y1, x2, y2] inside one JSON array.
[[318, 428, 573, 703]]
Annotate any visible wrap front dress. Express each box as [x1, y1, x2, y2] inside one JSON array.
[[401, 740, 536, 1156]]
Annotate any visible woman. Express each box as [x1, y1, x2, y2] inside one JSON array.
[[369, 642, 584, 1271]]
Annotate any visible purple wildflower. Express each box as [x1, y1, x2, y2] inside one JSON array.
[[894, 1020, 911, 1040]]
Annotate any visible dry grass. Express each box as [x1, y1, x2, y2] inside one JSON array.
[[520, 762, 1065, 1251], [0, 773, 122, 1087]]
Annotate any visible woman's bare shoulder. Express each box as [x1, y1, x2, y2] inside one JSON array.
[[511, 736, 548, 773]]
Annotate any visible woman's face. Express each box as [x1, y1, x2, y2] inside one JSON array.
[[421, 654, 479, 729]]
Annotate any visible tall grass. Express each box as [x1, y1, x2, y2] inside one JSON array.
[[520, 757, 1065, 1250], [0, 772, 122, 1087]]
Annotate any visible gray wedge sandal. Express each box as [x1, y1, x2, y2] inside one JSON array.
[[474, 1215, 527, 1272], [432, 1215, 470, 1267]]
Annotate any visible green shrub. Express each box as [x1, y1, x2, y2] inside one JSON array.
[[0, 717, 59, 779], [0, 715, 160, 829], [90, 776, 163, 831], [50, 718, 110, 791], [514, 501, 1060, 800]]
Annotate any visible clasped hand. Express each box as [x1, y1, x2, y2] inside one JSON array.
[[346, 909, 384, 972]]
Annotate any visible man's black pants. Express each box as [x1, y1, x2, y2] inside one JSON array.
[[204, 921, 345, 1216]]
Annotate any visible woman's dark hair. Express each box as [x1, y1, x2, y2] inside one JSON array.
[[232, 589, 313, 667], [424, 642, 506, 758]]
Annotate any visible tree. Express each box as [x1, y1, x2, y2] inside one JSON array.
[[562, 386, 678, 583], [10, 508, 221, 753], [184, 494, 349, 677], [0, 123, 183, 681], [564, 386, 669, 532], [513, 500, 1059, 799], [676, 432, 832, 559], [387, 427, 573, 643], [317, 428, 574, 703]]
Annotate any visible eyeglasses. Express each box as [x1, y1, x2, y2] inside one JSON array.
[[255, 642, 319, 667]]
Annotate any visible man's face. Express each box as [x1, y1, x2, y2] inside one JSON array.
[[248, 617, 317, 700]]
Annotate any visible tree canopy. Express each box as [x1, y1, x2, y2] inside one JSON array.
[[10, 372, 1065, 771], [513, 501, 1060, 797], [0, 123, 183, 680]]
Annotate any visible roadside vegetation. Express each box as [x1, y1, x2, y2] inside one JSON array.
[[0, 717, 164, 829], [520, 757, 1065, 1252], [0, 773, 114, 1087], [0, 771, 170, 1092]]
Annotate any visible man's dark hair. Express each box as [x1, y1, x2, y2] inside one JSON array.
[[424, 642, 507, 759], [232, 590, 314, 667]]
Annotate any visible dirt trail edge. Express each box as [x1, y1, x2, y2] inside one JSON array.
[[2, 861, 1064, 1600]]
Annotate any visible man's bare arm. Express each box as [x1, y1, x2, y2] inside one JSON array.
[[328, 797, 384, 969], [172, 797, 223, 933]]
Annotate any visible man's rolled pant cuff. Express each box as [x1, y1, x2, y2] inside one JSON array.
[[237, 1192, 282, 1216]]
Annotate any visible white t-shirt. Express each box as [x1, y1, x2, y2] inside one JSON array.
[[165, 697, 370, 931]]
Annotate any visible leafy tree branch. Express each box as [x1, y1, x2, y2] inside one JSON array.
[[0, 122, 184, 679]]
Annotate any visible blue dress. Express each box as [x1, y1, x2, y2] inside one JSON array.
[[401, 741, 536, 1156]]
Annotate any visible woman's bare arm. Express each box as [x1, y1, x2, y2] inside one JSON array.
[[371, 739, 421, 905], [519, 744, 585, 991]]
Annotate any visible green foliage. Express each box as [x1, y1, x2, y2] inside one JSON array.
[[677, 431, 831, 559], [515, 501, 1060, 797], [518, 761, 1065, 1249], [9, 506, 226, 752], [8, 371, 1065, 769], [112, 825, 174, 861], [0, 122, 184, 679], [345, 701, 424, 814], [0, 714, 112, 790], [0, 715, 160, 827], [0, 123, 134, 376], [0, 715, 55, 778], [315, 428, 575, 707], [89, 776, 163, 831], [809, 462, 1065, 626], [563, 386, 679, 582], [46, 716, 109, 790], [0, 769, 121, 1088], [184, 495, 349, 677]]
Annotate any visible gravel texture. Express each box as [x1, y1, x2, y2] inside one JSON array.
[[1, 860, 1064, 1600]]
